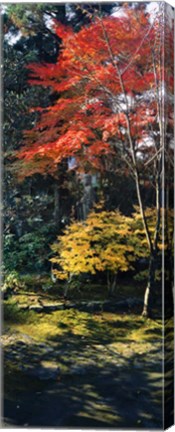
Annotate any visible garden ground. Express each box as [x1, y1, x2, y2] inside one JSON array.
[[2, 285, 163, 428]]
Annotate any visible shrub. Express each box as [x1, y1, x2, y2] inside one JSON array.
[[4, 225, 53, 273], [3, 299, 36, 324], [50, 203, 135, 295], [2, 271, 25, 297]]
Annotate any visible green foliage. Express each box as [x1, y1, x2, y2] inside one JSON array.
[[18, 231, 47, 265], [3, 39, 56, 277], [2, 271, 25, 295], [4, 228, 51, 273], [66, 276, 83, 293], [3, 298, 36, 324], [20, 273, 49, 288], [40, 279, 56, 293], [134, 269, 162, 282], [3, 235, 20, 271], [134, 270, 149, 282], [6, 4, 65, 35]]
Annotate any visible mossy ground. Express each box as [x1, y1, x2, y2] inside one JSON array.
[[2, 284, 164, 428], [4, 298, 162, 347]]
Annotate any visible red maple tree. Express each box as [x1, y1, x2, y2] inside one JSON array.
[[17, 6, 171, 171]]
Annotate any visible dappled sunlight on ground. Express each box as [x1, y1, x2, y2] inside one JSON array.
[[2, 305, 163, 428]]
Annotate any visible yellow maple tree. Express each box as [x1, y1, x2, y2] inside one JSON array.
[[51, 204, 174, 295], [50, 204, 135, 294]]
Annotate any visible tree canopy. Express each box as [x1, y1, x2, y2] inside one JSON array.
[[16, 5, 173, 178]]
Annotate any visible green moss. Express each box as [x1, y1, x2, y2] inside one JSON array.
[[3, 299, 37, 324], [4, 305, 162, 355]]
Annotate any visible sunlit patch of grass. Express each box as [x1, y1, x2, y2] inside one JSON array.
[[3, 288, 162, 356], [130, 318, 162, 343], [4, 303, 162, 355], [7, 309, 90, 342]]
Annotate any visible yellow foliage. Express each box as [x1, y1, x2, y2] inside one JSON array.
[[50, 204, 136, 280], [130, 207, 174, 253], [50, 204, 174, 281]]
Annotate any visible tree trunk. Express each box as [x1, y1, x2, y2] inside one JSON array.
[[54, 183, 60, 227], [142, 253, 157, 317], [64, 273, 73, 299], [107, 272, 117, 297], [164, 249, 174, 319]]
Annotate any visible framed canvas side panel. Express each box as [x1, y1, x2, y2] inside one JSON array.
[[164, 2, 174, 429]]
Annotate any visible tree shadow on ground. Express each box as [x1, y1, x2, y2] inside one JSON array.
[[3, 316, 163, 429], [3, 348, 162, 428], [53, 312, 146, 345]]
